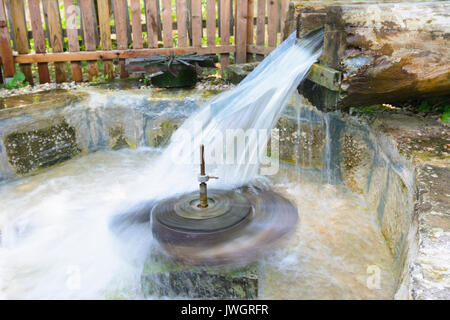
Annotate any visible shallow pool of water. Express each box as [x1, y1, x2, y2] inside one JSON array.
[[0, 148, 395, 299]]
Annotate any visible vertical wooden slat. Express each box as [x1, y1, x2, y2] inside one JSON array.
[[256, 0, 265, 45], [280, 0, 289, 40], [191, 0, 201, 47], [113, 0, 128, 78], [161, 0, 172, 48], [176, 0, 187, 47], [97, 0, 114, 79], [4, 0, 16, 51], [206, 0, 215, 47], [64, 0, 83, 82], [219, 0, 230, 70], [267, 0, 278, 47], [256, 0, 266, 60], [45, 0, 67, 83], [80, 0, 98, 81], [235, 0, 247, 64], [130, 0, 143, 49], [144, 0, 158, 48], [9, 0, 33, 84], [246, 0, 254, 61], [0, 0, 14, 78], [28, 0, 50, 83], [187, 0, 193, 45]]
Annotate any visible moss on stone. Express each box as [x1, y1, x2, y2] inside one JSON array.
[[4, 120, 80, 175]]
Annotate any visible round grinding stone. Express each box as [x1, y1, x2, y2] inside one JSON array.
[[152, 189, 252, 237], [153, 187, 299, 266]]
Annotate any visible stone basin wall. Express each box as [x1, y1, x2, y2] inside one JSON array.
[[0, 88, 447, 299], [0, 88, 213, 182], [276, 93, 449, 299]]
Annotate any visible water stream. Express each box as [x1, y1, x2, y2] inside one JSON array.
[[0, 30, 396, 299]]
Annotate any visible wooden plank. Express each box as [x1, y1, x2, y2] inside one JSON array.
[[191, 0, 201, 47], [14, 45, 236, 63], [235, 0, 247, 64], [206, 0, 215, 47], [267, 0, 278, 47], [256, 0, 266, 60], [144, 0, 158, 48], [280, 0, 289, 40], [176, 0, 188, 47], [64, 0, 83, 82], [9, 0, 32, 84], [45, 0, 67, 83], [113, 0, 129, 78], [97, 0, 114, 79], [0, 0, 14, 78], [161, 0, 172, 47], [130, 0, 143, 49], [246, 0, 254, 61], [5, 0, 16, 51], [247, 44, 274, 55], [219, 0, 230, 69], [187, 0, 193, 45], [80, 0, 99, 81], [28, 0, 50, 83]]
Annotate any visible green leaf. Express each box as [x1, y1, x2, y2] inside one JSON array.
[[6, 79, 18, 89], [13, 72, 26, 82], [442, 110, 450, 123]]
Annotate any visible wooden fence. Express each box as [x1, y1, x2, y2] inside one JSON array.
[[0, 0, 290, 85]]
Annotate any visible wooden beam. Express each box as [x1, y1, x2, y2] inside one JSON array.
[[176, 0, 188, 47], [130, 0, 143, 49], [10, 0, 32, 84], [267, 0, 278, 47], [246, 44, 274, 55], [13, 45, 236, 63], [97, 0, 114, 79], [219, 0, 230, 69], [144, 0, 158, 48], [80, 0, 99, 81], [191, 0, 201, 47], [64, 0, 83, 82], [0, 0, 14, 78], [206, 0, 216, 47], [45, 0, 66, 83], [235, 0, 248, 64], [28, 0, 50, 83], [246, 0, 254, 62], [161, 0, 173, 47], [113, 0, 129, 78]]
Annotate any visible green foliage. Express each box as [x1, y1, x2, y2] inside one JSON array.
[[5, 72, 29, 89], [418, 99, 450, 123], [442, 110, 450, 123], [91, 74, 107, 84], [418, 100, 430, 111]]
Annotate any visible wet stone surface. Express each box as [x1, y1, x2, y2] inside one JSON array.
[[4, 120, 80, 175], [141, 255, 258, 299]]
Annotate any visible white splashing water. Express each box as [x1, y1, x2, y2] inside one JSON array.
[[0, 31, 324, 299], [156, 30, 323, 187]]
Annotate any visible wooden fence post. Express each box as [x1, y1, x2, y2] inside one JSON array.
[[235, 0, 248, 64], [97, 0, 114, 79], [9, 0, 33, 84], [29, 0, 50, 83], [219, 0, 230, 70], [0, 0, 14, 79], [45, 0, 67, 83], [80, 0, 99, 81], [113, 0, 129, 78]]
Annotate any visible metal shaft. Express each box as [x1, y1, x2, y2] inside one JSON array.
[[199, 144, 208, 208]]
